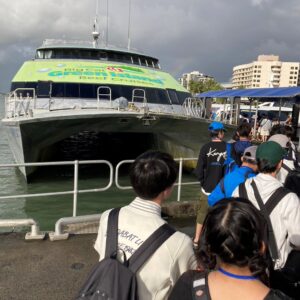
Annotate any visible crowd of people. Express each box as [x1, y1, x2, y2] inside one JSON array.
[[87, 120, 299, 300]]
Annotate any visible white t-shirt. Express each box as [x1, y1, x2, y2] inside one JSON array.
[[94, 198, 197, 300], [232, 173, 300, 269]]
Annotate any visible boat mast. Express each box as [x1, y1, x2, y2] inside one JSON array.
[[106, 0, 109, 46], [92, 0, 100, 48], [127, 0, 132, 50]]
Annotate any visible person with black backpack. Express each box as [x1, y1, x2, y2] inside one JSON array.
[[232, 141, 300, 298], [91, 151, 197, 300], [169, 198, 292, 300], [268, 134, 298, 184]]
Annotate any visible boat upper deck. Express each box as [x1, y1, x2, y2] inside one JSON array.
[[35, 39, 161, 70]]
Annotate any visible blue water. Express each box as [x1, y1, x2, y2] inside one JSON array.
[[0, 97, 200, 231]]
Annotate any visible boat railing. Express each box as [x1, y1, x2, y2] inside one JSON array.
[[5, 88, 36, 118], [0, 157, 199, 239], [132, 88, 146, 104], [4, 88, 216, 120], [97, 86, 112, 108], [182, 97, 206, 118]]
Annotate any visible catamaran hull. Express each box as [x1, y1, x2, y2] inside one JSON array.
[[3, 112, 226, 180]]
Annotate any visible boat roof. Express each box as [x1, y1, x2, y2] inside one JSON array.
[[37, 39, 158, 60], [197, 87, 300, 99]]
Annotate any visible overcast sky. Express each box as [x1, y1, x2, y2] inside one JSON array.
[[1, 0, 300, 92]]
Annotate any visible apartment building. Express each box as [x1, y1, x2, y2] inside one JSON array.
[[232, 55, 300, 89], [179, 71, 214, 91]]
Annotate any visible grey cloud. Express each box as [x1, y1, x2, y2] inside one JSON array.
[[0, 0, 300, 92]]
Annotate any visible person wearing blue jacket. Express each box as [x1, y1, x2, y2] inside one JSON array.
[[208, 146, 258, 206]]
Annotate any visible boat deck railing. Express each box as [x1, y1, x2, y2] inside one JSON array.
[[0, 157, 199, 240], [3, 88, 241, 124]]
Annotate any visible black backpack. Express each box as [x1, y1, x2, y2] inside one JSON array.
[[282, 159, 300, 197], [76, 207, 175, 300]]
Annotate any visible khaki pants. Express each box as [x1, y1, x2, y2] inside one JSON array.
[[196, 189, 209, 224]]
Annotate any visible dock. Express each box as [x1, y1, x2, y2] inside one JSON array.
[[0, 210, 195, 300]]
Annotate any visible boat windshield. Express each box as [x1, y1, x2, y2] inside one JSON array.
[[35, 48, 160, 69], [11, 82, 190, 105]]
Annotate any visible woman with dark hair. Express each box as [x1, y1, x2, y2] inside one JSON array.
[[169, 198, 292, 300]]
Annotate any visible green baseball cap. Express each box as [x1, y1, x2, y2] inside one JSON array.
[[256, 141, 286, 165]]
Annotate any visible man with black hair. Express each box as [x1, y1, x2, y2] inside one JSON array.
[[193, 121, 227, 247], [232, 141, 300, 298], [94, 151, 196, 300], [231, 122, 253, 166], [268, 134, 297, 184]]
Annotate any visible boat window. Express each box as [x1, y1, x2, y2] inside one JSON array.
[[177, 91, 191, 104], [99, 51, 108, 60], [37, 81, 51, 97], [12, 82, 176, 105], [35, 48, 160, 69], [44, 50, 53, 59], [65, 83, 79, 97], [132, 55, 140, 65], [51, 83, 65, 97], [80, 84, 96, 98], [11, 82, 36, 97], [36, 50, 44, 59], [140, 57, 147, 66], [167, 89, 179, 105]]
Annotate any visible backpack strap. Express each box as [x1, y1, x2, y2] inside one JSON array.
[[264, 187, 290, 215], [105, 207, 121, 258], [128, 223, 176, 273], [282, 163, 292, 173], [238, 182, 248, 199], [219, 178, 225, 195], [192, 271, 209, 300], [250, 181, 279, 261]]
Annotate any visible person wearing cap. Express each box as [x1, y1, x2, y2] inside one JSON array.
[[268, 134, 296, 184], [232, 141, 300, 297], [193, 121, 227, 247], [208, 146, 258, 206]]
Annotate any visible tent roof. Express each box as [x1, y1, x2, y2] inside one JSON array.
[[197, 87, 300, 98]]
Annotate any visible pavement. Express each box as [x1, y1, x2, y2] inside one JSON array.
[[0, 217, 195, 300]]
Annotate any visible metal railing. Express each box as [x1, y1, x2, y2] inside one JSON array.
[[0, 157, 200, 239], [115, 157, 199, 202], [5, 88, 36, 118], [0, 160, 114, 217], [182, 97, 206, 118], [5, 88, 218, 122]]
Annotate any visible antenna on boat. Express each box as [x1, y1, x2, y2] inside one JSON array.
[[127, 0, 132, 50], [92, 0, 100, 48], [106, 0, 109, 46]]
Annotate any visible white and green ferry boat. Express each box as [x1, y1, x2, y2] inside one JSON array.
[[1, 33, 234, 180]]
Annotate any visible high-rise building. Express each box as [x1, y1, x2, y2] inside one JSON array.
[[179, 71, 214, 91], [232, 55, 300, 89]]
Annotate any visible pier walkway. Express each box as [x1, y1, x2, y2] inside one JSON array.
[[0, 217, 194, 300]]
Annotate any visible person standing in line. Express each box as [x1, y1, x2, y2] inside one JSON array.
[[230, 122, 253, 167], [268, 134, 296, 184], [232, 141, 300, 298], [208, 146, 258, 206], [94, 151, 197, 300], [193, 121, 227, 248], [258, 114, 272, 142], [169, 199, 292, 300]]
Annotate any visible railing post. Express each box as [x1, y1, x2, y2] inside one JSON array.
[[177, 158, 183, 202], [73, 160, 79, 217]]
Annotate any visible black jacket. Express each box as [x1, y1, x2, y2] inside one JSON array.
[[194, 141, 226, 193]]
